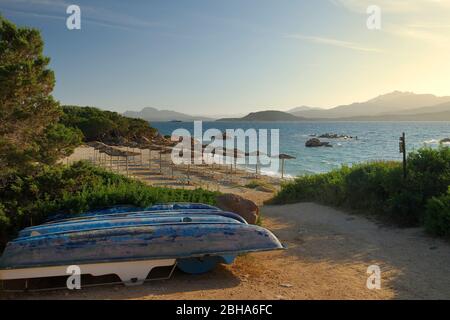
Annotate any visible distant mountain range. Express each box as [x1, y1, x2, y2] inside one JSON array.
[[217, 91, 450, 121], [289, 91, 450, 119], [123, 107, 212, 122], [287, 106, 321, 113], [123, 91, 450, 122]]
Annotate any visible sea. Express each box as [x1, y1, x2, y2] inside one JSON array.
[[151, 121, 450, 178]]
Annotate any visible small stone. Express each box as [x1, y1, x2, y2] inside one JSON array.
[[280, 283, 293, 288]]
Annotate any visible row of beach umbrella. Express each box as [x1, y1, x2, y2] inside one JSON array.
[[86, 139, 296, 179]]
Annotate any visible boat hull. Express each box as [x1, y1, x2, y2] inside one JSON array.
[[1, 223, 282, 269], [0, 204, 284, 288]]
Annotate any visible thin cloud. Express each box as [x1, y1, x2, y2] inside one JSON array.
[[329, 0, 450, 47], [285, 34, 382, 53], [1, 8, 65, 21], [330, 0, 450, 13], [0, 0, 167, 30]]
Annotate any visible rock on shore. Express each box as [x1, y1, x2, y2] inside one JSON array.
[[215, 193, 260, 224]]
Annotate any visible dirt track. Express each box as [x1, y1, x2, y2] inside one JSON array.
[[2, 202, 449, 300]]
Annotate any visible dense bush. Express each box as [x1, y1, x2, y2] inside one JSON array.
[[270, 147, 450, 229], [424, 189, 450, 237], [61, 105, 158, 143], [0, 161, 219, 250]]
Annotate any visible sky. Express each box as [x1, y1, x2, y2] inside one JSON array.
[[1, 0, 450, 115]]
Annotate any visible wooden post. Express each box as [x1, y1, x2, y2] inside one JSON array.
[[149, 149, 152, 169], [399, 132, 407, 179], [281, 159, 285, 179], [187, 164, 190, 184]]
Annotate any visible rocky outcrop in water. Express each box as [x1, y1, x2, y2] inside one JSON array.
[[319, 133, 353, 139], [305, 138, 332, 147]]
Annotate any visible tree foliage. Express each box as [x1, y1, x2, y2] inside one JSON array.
[[0, 15, 81, 178], [61, 105, 158, 144]]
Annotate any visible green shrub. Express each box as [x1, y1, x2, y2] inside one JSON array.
[[424, 189, 450, 237], [270, 146, 450, 229], [245, 180, 276, 192], [0, 161, 219, 250], [269, 165, 350, 206]]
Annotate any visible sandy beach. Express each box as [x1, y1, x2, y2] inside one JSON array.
[[61, 145, 282, 203], [2, 146, 449, 300]]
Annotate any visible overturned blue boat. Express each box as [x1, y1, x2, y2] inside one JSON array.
[[0, 203, 283, 288]]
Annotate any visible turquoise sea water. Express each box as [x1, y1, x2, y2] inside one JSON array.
[[151, 121, 450, 177]]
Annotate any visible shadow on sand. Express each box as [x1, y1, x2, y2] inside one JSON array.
[[262, 203, 450, 299]]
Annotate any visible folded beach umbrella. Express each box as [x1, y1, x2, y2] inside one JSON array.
[[245, 150, 266, 177], [274, 153, 296, 179], [159, 147, 174, 173]]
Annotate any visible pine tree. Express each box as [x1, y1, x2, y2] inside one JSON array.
[[0, 15, 80, 177]]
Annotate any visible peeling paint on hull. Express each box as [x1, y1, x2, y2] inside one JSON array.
[[0, 203, 284, 282]]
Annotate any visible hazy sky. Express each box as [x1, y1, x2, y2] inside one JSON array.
[[1, 0, 450, 115]]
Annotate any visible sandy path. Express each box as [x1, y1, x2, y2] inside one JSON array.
[[3, 202, 449, 300]]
